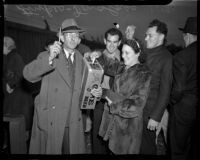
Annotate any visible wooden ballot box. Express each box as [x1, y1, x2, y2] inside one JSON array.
[[80, 56, 104, 109], [3, 114, 27, 154]]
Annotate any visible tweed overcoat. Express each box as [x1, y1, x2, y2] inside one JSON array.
[[23, 49, 86, 154], [98, 63, 151, 154]]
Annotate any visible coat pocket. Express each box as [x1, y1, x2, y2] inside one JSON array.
[[34, 97, 49, 132], [35, 106, 48, 132]]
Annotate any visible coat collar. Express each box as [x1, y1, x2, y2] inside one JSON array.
[[145, 45, 165, 55]]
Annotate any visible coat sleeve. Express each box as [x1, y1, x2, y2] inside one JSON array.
[[105, 73, 151, 118], [170, 53, 186, 104], [7, 53, 25, 89], [150, 56, 172, 122], [23, 51, 56, 83]]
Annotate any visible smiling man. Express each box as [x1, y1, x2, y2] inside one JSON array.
[[140, 19, 172, 155], [92, 27, 123, 154]]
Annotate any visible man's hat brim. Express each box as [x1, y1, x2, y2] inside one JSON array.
[[62, 26, 85, 33]]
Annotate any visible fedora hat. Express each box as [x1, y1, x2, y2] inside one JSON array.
[[61, 18, 85, 33], [179, 17, 197, 35]]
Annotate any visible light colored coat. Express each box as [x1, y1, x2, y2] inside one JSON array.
[[23, 49, 86, 154]]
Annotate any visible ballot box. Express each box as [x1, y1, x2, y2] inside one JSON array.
[[3, 114, 27, 154], [80, 56, 104, 109]]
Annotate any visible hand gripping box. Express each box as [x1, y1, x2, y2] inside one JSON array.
[[80, 56, 104, 109]]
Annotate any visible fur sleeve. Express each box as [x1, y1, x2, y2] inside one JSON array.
[[110, 72, 151, 118]]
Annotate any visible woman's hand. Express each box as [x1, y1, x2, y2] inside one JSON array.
[[105, 96, 112, 106], [91, 86, 102, 99]]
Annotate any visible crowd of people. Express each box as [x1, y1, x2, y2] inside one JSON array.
[[3, 16, 197, 160]]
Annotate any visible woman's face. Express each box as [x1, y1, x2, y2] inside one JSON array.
[[122, 44, 139, 67]]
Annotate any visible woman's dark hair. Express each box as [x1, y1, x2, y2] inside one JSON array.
[[123, 39, 146, 63]]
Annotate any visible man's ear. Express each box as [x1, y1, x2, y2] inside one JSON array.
[[104, 38, 107, 45], [77, 38, 81, 45], [159, 34, 165, 43], [118, 40, 121, 46]]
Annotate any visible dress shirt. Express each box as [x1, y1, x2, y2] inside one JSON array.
[[64, 48, 74, 63]]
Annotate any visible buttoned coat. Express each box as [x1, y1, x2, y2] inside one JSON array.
[[171, 42, 197, 124], [23, 49, 86, 154], [144, 45, 172, 122]]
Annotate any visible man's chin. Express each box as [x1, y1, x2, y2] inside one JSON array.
[[108, 50, 116, 54]]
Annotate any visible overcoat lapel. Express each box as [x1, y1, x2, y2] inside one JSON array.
[[55, 50, 72, 88]]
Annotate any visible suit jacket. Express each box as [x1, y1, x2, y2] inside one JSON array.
[[99, 63, 151, 154], [23, 48, 86, 154], [171, 42, 197, 123], [144, 45, 172, 122]]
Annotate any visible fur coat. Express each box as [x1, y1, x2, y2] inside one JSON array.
[[98, 63, 151, 154]]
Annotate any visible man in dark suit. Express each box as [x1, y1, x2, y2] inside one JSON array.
[[169, 17, 197, 160], [140, 19, 173, 154]]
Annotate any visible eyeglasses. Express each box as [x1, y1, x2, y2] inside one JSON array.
[[64, 33, 80, 40]]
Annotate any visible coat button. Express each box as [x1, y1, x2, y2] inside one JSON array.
[[78, 117, 81, 121], [52, 106, 55, 109], [54, 88, 58, 92]]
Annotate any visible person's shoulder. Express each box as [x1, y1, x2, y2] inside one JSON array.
[[138, 64, 151, 74], [162, 46, 173, 58], [135, 64, 152, 82], [74, 49, 84, 59], [37, 50, 49, 58], [77, 43, 91, 53]]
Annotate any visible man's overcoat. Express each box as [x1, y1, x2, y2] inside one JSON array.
[[23, 49, 86, 154]]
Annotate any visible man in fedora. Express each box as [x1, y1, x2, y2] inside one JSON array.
[[169, 17, 197, 160], [23, 18, 102, 154]]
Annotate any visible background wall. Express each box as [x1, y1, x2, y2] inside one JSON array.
[[4, 1, 197, 47]]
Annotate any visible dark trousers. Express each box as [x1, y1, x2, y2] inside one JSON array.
[[169, 108, 196, 160], [92, 100, 109, 154], [62, 127, 70, 154], [140, 119, 157, 155]]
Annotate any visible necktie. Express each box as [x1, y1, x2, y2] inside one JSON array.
[[68, 53, 73, 67]]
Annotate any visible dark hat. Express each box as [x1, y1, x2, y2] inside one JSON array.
[[61, 18, 85, 33], [179, 17, 197, 35]]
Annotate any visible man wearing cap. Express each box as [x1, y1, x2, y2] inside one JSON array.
[[23, 18, 102, 154], [169, 17, 197, 160]]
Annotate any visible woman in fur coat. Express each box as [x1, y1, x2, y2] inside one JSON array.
[[91, 39, 152, 154]]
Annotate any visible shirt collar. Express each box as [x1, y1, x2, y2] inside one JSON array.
[[63, 48, 74, 59]]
